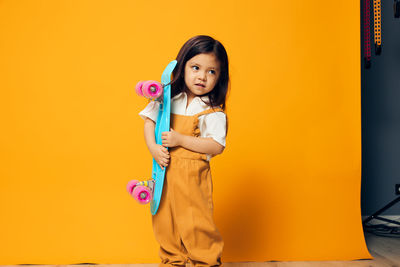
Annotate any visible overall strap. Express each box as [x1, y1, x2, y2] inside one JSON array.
[[194, 107, 224, 118]]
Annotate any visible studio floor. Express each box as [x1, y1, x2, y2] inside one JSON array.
[[2, 232, 399, 267]]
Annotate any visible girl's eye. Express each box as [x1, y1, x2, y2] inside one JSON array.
[[192, 66, 199, 70], [209, 70, 216, 75]]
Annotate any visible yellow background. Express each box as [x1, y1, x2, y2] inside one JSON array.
[[0, 0, 371, 264]]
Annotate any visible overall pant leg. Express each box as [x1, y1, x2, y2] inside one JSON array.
[[172, 158, 224, 267], [152, 163, 188, 267]]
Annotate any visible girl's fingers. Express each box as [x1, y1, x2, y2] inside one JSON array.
[[160, 160, 166, 167], [157, 157, 169, 169]]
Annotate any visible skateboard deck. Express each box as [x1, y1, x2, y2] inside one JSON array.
[[150, 59, 177, 215]]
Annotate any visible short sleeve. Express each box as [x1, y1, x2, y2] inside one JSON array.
[[139, 101, 160, 122], [198, 112, 227, 147]]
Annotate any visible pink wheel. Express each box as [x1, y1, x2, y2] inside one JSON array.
[[133, 185, 152, 204], [126, 180, 139, 194], [135, 81, 145, 96], [142, 81, 163, 99]]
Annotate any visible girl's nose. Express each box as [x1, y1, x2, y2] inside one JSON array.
[[198, 71, 206, 81]]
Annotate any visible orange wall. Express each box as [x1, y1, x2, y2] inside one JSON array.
[[0, 0, 371, 264]]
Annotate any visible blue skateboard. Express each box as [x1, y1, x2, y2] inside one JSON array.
[[127, 60, 177, 215]]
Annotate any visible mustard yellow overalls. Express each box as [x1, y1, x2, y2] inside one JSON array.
[[152, 108, 225, 267]]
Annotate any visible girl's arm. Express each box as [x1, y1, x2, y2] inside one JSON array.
[[144, 118, 170, 169], [143, 117, 157, 149], [161, 129, 224, 156]]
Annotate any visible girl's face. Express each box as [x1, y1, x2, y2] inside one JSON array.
[[184, 53, 220, 98]]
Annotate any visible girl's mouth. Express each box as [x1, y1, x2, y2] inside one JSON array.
[[195, 84, 205, 87]]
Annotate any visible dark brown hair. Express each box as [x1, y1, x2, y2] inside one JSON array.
[[170, 35, 229, 110]]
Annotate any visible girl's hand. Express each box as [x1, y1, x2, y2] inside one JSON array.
[[161, 128, 182, 148], [150, 144, 170, 170]]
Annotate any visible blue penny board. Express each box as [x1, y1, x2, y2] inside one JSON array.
[[150, 60, 177, 215]]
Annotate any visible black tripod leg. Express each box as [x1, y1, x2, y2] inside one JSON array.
[[363, 196, 400, 225]]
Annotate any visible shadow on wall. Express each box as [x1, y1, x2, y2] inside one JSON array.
[[216, 168, 291, 260]]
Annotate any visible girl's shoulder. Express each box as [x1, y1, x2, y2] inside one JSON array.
[[196, 107, 226, 122], [139, 100, 160, 122]]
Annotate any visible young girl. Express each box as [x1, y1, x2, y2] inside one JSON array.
[[139, 35, 229, 267]]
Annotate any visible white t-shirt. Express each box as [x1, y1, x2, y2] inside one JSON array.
[[139, 92, 227, 160]]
